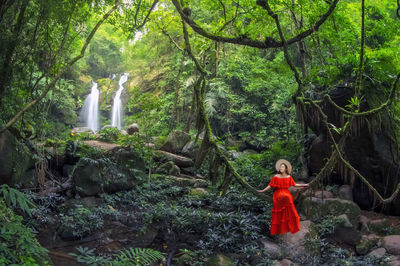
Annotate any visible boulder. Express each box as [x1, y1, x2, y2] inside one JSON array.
[[382, 235, 400, 255], [327, 214, 361, 246], [369, 219, 391, 236], [204, 254, 235, 266], [154, 150, 194, 167], [367, 247, 386, 258], [356, 234, 380, 255], [278, 220, 313, 256], [62, 164, 75, 177], [181, 140, 200, 159], [151, 174, 208, 188], [126, 123, 139, 135], [0, 130, 34, 187], [275, 259, 295, 266], [313, 190, 335, 199], [72, 148, 146, 196], [261, 239, 282, 259], [71, 127, 94, 135], [299, 197, 360, 226], [359, 215, 371, 233], [155, 161, 180, 176], [338, 185, 354, 201], [189, 188, 209, 198], [160, 130, 191, 154]]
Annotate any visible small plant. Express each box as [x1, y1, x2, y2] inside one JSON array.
[[70, 246, 165, 265], [98, 127, 121, 142], [0, 184, 35, 216], [59, 205, 104, 239]]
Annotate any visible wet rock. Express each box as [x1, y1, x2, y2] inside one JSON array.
[[160, 130, 191, 154]]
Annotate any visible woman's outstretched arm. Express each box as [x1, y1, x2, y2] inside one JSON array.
[[294, 183, 310, 187], [257, 185, 271, 193]]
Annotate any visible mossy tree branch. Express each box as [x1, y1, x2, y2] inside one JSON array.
[[171, 0, 339, 50]]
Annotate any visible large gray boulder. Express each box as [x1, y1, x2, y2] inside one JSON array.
[[159, 130, 191, 154], [72, 148, 146, 196], [0, 130, 34, 187]]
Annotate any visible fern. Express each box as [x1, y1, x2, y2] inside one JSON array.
[[114, 248, 164, 266], [0, 184, 35, 216]]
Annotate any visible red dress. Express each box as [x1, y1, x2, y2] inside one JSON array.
[[269, 176, 300, 235]]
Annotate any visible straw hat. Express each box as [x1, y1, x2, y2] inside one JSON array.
[[275, 159, 292, 174]]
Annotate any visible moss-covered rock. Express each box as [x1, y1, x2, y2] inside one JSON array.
[[72, 148, 146, 196], [356, 237, 379, 255], [0, 130, 34, 188], [160, 130, 191, 154], [151, 174, 208, 188], [299, 197, 360, 226], [204, 254, 235, 266], [189, 188, 209, 198]]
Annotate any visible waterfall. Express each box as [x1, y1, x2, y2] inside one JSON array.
[[80, 81, 99, 132], [111, 73, 129, 129]]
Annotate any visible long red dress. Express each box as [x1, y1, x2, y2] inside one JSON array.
[[269, 176, 300, 235]]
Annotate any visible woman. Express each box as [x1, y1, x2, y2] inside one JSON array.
[[258, 159, 309, 235]]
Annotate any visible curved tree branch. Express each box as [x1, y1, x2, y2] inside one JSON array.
[[171, 0, 339, 49]]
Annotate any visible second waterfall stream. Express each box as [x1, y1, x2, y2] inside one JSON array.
[[111, 73, 129, 129]]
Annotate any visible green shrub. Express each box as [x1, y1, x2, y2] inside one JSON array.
[[98, 127, 121, 142]]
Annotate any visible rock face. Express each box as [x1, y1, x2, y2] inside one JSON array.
[[299, 197, 361, 226], [0, 130, 34, 187], [72, 148, 146, 196], [303, 85, 400, 215], [159, 130, 191, 154]]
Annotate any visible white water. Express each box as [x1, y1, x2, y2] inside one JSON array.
[[111, 73, 129, 129], [80, 81, 99, 132]]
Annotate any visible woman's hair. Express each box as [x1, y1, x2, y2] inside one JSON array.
[[277, 163, 289, 174]]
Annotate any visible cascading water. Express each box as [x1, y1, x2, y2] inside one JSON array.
[[80, 81, 99, 132], [111, 73, 129, 129]]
